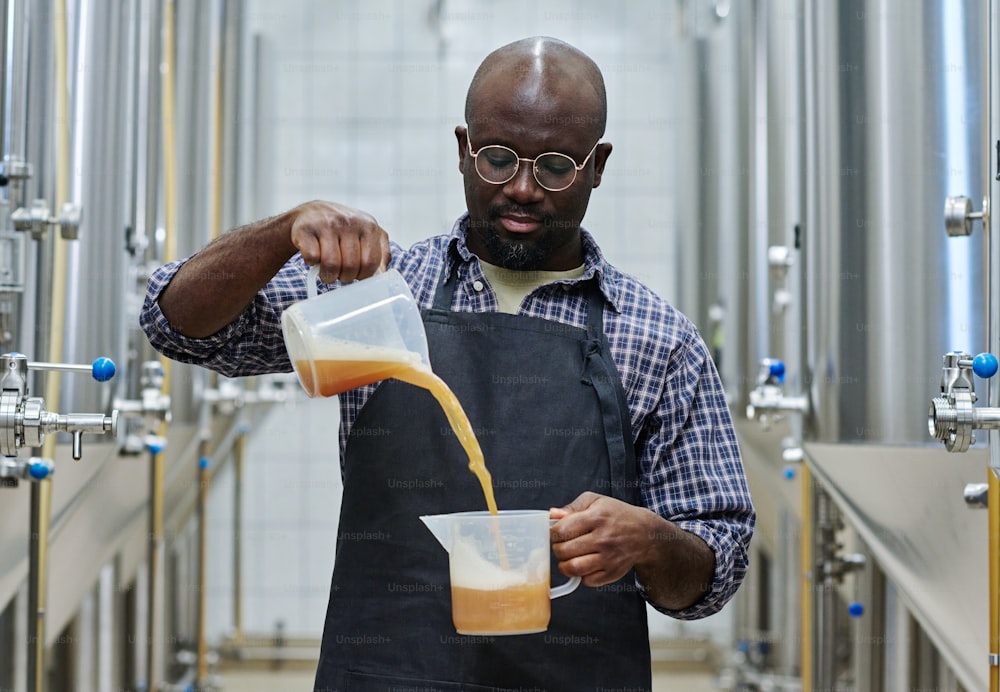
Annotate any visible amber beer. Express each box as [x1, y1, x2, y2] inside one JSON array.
[[295, 357, 418, 398], [295, 353, 499, 515], [451, 581, 551, 634]]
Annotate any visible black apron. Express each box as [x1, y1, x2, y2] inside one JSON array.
[[315, 266, 652, 692]]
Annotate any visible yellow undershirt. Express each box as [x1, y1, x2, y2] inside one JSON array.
[[479, 260, 587, 315]]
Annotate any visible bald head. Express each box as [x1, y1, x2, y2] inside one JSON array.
[[464, 37, 607, 140]]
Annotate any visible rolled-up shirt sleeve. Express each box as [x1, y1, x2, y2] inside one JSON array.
[[637, 328, 755, 620], [139, 256, 308, 378]]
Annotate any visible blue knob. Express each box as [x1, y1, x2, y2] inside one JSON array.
[[146, 441, 165, 455], [28, 462, 50, 480], [768, 359, 786, 382], [782, 465, 796, 480], [848, 602, 864, 618], [972, 353, 999, 379], [199, 456, 211, 469], [91, 357, 116, 382]]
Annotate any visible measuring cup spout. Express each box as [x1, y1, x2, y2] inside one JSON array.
[[419, 514, 452, 552]]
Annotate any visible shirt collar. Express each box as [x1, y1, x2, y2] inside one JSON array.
[[447, 212, 624, 313]]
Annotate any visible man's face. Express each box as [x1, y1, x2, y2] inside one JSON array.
[[456, 84, 610, 272]]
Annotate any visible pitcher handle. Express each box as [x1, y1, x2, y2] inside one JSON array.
[[548, 517, 581, 599], [306, 265, 321, 300], [306, 264, 384, 299], [550, 575, 581, 600]]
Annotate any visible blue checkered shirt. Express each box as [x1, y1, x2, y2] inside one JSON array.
[[141, 213, 754, 620]]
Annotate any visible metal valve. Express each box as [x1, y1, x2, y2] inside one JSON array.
[[0, 456, 54, 486], [0, 352, 118, 461], [944, 195, 985, 237], [12, 199, 83, 240], [0, 156, 32, 210], [746, 358, 809, 430], [768, 245, 794, 276], [822, 552, 867, 582], [114, 360, 171, 455], [203, 374, 292, 416], [964, 482, 989, 508], [928, 351, 1000, 452]]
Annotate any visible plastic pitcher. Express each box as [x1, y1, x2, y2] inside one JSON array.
[[281, 266, 430, 397], [420, 510, 581, 635]]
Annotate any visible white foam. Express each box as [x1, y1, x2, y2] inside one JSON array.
[[305, 335, 424, 364], [448, 536, 546, 590]]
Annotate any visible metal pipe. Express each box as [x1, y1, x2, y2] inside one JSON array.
[[148, 2, 178, 689], [233, 426, 245, 643], [26, 480, 50, 692], [814, 491, 837, 691], [147, 447, 165, 692], [26, 0, 70, 685], [196, 437, 210, 686]]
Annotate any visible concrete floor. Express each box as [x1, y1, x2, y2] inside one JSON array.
[[215, 664, 719, 691]]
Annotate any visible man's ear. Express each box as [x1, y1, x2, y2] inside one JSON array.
[[455, 125, 469, 174], [592, 142, 613, 189]]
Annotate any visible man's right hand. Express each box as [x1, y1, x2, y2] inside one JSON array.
[[290, 200, 391, 284], [157, 200, 390, 338]]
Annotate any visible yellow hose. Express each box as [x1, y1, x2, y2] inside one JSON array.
[[989, 469, 998, 692], [800, 464, 813, 692], [28, 0, 71, 687], [194, 12, 226, 684], [147, 4, 177, 691]]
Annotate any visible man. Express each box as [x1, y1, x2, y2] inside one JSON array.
[[142, 36, 754, 692]]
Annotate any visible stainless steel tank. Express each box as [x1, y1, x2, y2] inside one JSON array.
[[803, 0, 987, 445]]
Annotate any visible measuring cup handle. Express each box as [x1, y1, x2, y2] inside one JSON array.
[[550, 575, 581, 600], [547, 517, 581, 599], [305, 264, 385, 299], [306, 265, 321, 299]]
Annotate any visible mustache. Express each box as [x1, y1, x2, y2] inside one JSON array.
[[487, 204, 552, 225]]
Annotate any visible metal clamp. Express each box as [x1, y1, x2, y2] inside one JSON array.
[[928, 352, 1000, 452]]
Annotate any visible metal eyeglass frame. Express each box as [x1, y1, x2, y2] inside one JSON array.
[[465, 132, 601, 192]]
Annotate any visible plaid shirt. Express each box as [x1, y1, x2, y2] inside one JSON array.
[[141, 213, 754, 620]]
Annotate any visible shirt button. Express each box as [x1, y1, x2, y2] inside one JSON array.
[[472, 280, 485, 292]]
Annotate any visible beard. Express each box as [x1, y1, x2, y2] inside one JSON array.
[[473, 205, 557, 271]]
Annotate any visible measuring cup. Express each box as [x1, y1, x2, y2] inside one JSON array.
[[281, 266, 430, 398], [420, 510, 581, 635]]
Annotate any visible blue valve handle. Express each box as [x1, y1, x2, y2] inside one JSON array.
[[91, 357, 116, 382], [847, 602, 865, 618], [972, 352, 999, 379], [766, 359, 786, 382], [28, 461, 50, 480], [25, 356, 116, 381]]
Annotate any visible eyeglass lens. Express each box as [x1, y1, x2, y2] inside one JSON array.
[[475, 146, 578, 191]]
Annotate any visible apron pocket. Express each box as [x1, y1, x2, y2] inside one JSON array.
[[343, 669, 463, 691]]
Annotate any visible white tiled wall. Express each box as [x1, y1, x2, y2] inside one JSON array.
[[208, 0, 731, 645]]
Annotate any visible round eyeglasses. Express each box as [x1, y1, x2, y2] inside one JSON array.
[[466, 135, 601, 192]]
